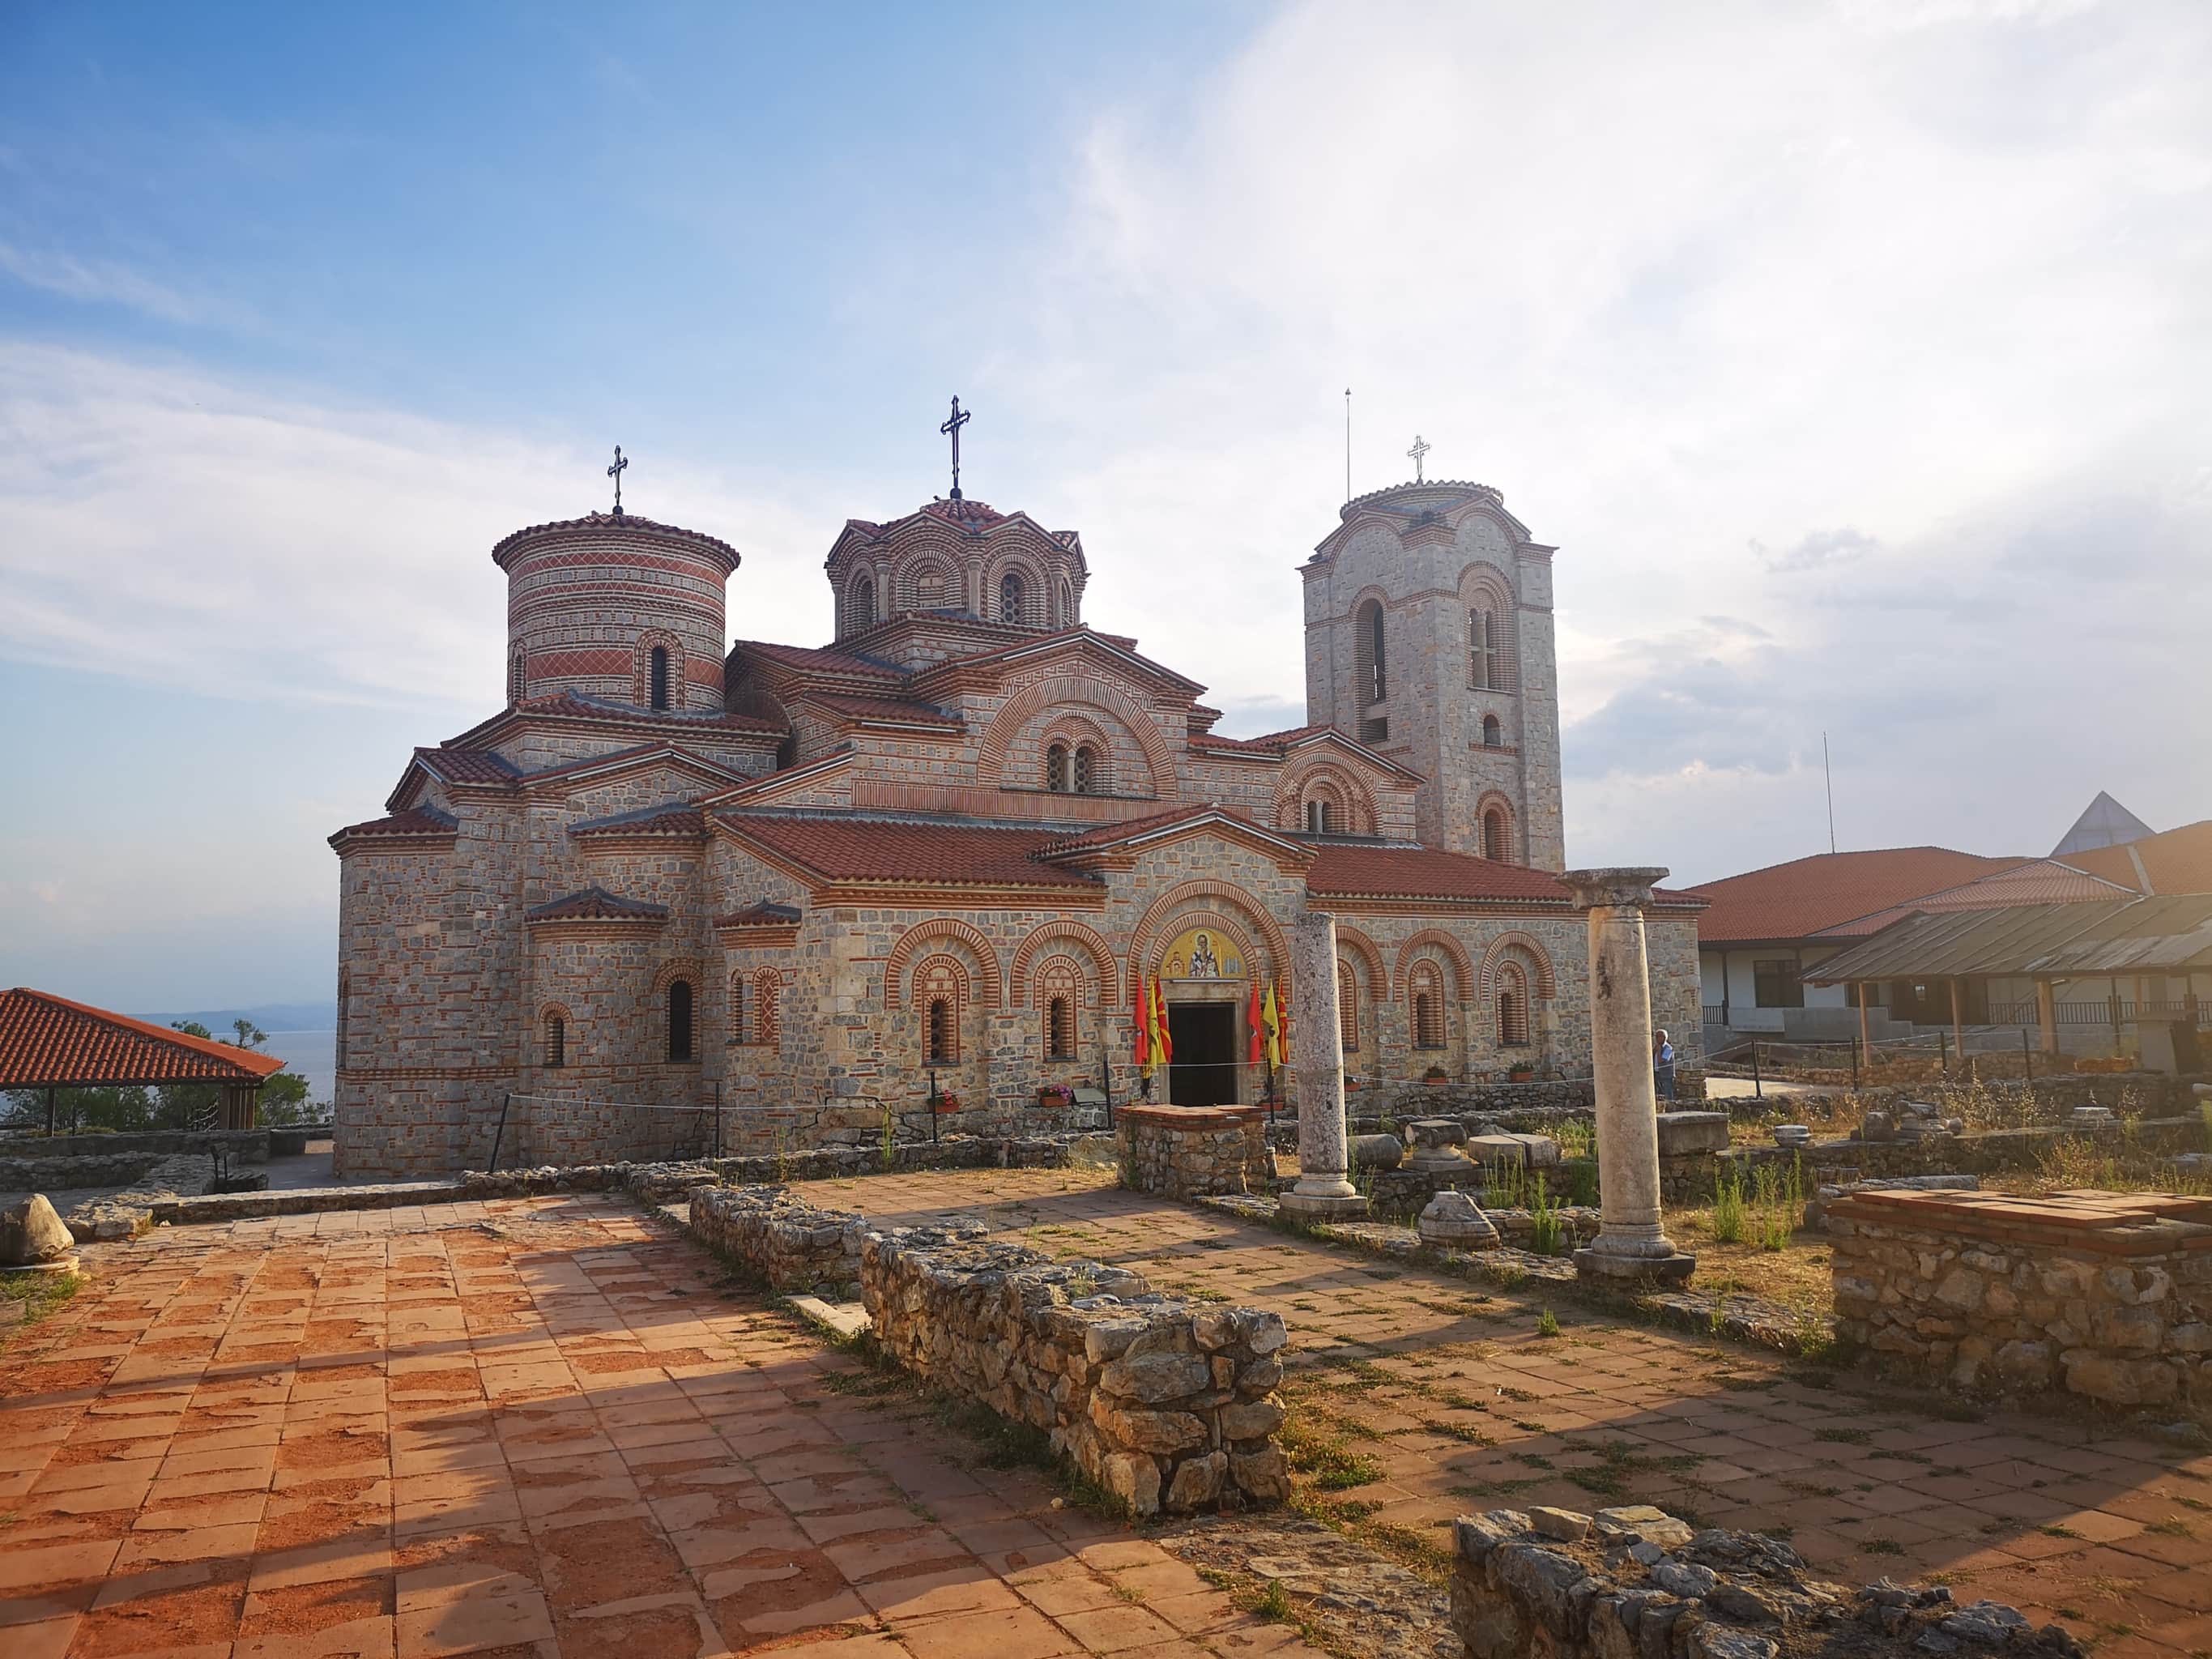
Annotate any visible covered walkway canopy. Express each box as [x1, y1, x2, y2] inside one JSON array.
[[1802, 896, 2212, 1065], [0, 987, 288, 1132]]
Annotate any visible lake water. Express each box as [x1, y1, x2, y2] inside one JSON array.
[[264, 1030, 336, 1107]]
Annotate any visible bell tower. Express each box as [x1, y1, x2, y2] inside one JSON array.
[[1300, 479, 1564, 870]]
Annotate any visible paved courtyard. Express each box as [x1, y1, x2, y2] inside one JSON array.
[[0, 1192, 1322, 1659], [813, 1167, 2212, 1659]]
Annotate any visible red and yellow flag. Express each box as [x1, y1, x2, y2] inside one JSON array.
[[1261, 982, 1281, 1068], [1152, 977, 1173, 1064], [1247, 979, 1264, 1065], [1135, 979, 1153, 1074]]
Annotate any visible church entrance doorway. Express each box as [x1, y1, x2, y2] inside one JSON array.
[[1168, 1002, 1238, 1107]]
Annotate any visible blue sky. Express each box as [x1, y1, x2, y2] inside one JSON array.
[[3, 0, 2209, 1014]]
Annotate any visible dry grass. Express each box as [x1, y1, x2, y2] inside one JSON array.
[[1667, 1208, 1835, 1319]]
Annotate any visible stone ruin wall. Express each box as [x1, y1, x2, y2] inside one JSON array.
[[1829, 1188, 2212, 1411], [687, 1183, 1291, 1518], [1449, 1502, 2082, 1659], [1115, 1104, 1274, 1200]]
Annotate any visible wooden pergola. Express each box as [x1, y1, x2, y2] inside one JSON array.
[[0, 987, 288, 1132]]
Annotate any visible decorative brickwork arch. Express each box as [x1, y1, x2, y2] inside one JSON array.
[[633, 629, 684, 711], [1476, 791, 1519, 864], [915, 953, 970, 1064], [1273, 757, 1379, 836], [842, 572, 876, 637], [1038, 712, 1115, 795], [1010, 919, 1119, 1008], [976, 673, 1174, 800], [1037, 956, 1084, 1059], [752, 968, 784, 1048], [1392, 928, 1476, 1005], [1334, 924, 1389, 1000], [897, 552, 959, 611], [1460, 564, 1519, 694], [650, 957, 703, 996], [1477, 931, 1558, 1000], [1125, 880, 1289, 1006], [538, 1002, 572, 1068], [884, 917, 1004, 1010], [1336, 958, 1362, 1054], [987, 556, 1046, 627], [1494, 961, 1532, 1048]]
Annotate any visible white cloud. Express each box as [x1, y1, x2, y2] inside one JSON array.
[[0, 241, 243, 329]]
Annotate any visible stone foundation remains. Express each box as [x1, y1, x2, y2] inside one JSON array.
[[1829, 1188, 2212, 1410], [684, 1182, 1291, 1516], [1450, 1503, 2082, 1659], [1116, 1104, 1273, 1200]]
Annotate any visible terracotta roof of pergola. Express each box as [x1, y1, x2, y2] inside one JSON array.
[[0, 988, 288, 1089]]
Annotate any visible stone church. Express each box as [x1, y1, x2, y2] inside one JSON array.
[[330, 457, 1702, 1175]]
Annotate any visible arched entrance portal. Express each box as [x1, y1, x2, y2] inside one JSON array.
[[1157, 923, 1256, 1109]]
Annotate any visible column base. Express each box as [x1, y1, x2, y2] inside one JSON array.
[[1279, 1190, 1371, 1222], [1575, 1245, 1695, 1285]]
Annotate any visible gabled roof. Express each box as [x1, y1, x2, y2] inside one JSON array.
[[2058, 819, 2212, 898], [1035, 804, 1313, 868], [411, 747, 522, 787], [910, 625, 1204, 698], [1685, 847, 2019, 945], [524, 886, 670, 923], [794, 692, 965, 730], [1192, 723, 1421, 783], [728, 639, 905, 684], [1817, 858, 2136, 938], [437, 692, 786, 761], [1304, 845, 1589, 906], [1803, 895, 2212, 985], [0, 988, 289, 1087], [2050, 791, 2154, 858], [714, 812, 1101, 891]]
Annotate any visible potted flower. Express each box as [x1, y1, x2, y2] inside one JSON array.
[[931, 1089, 962, 1115], [1038, 1083, 1075, 1109], [1423, 1065, 1450, 1086], [1508, 1063, 1535, 1084]]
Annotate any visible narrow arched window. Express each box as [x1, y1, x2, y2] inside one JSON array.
[[649, 646, 671, 711], [1059, 578, 1075, 626], [1337, 960, 1359, 1053], [849, 575, 875, 635], [544, 1013, 565, 1068], [1482, 714, 1502, 748], [1046, 743, 1068, 792], [999, 571, 1025, 625], [927, 997, 957, 1064], [1047, 996, 1075, 1059], [509, 649, 527, 706], [1497, 964, 1531, 1047], [730, 974, 748, 1045], [1410, 962, 1445, 1050], [1072, 745, 1095, 795], [1354, 599, 1387, 703], [1306, 800, 1328, 834], [1483, 808, 1510, 863], [666, 980, 693, 1061], [754, 970, 780, 1048], [1469, 608, 1494, 690]]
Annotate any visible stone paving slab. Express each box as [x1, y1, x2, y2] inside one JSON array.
[[802, 1166, 2212, 1659], [0, 1192, 1324, 1658]]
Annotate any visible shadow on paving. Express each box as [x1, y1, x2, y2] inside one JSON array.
[[0, 1192, 1325, 1659]]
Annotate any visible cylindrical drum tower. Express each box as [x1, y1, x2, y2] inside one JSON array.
[[492, 510, 741, 714]]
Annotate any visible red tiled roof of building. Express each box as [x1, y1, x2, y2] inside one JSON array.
[[524, 887, 671, 922], [1037, 804, 1306, 862], [412, 747, 521, 786], [569, 804, 708, 838], [2058, 819, 2212, 896], [1304, 845, 1583, 905], [716, 814, 1100, 889], [0, 988, 288, 1087], [1686, 847, 2018, 945], [330, 807, 458, 843], [716, 901, 803, 928], [799, 693, 964, 728], [730, 639, 905, 683], [489, 511, 739, 569], [504, 689, 787, 734], [916, 498, 1008, 528]]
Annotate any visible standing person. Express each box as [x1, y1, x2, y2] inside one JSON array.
[[1652, 1028, 1676, 1103]]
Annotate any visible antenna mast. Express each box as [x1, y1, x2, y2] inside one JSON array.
[[1344, 388, 1351, 502], [1823, 731, 1837, 855]]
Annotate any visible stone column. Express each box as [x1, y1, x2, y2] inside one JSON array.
[[1560, 869, 1694, 1284], [1277, 911, 1369, 1221]]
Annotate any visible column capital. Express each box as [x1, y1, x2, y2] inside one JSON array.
[[1559, 867, 1669, 911]]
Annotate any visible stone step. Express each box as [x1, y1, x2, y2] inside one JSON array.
[[787, 1295, 872, 1341]]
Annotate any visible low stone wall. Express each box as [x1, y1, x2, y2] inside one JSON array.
[[1726, 1115, 2206, 1187], [0, 1128, 267, 1163], [0, 1152, 162, 1192], [862, 1222, 1289, 1517], [1450, 1503, 2082, 1659], [1830, 1188, 2212, 1410], [1347, 1069, 1708, 1120], [688, 1185, 870, 1297], [1117, 1105, 1272, 1200]]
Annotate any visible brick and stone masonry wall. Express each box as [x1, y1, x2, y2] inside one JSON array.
[[861, 1222, 1290, 1518], [1448, 1503, 2082, 1659], [684, 1182, 1289, 1517], [1116, 1103, 1273, 1200], [1829, 1188, 2212, 1410]]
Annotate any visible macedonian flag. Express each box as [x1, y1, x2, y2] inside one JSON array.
[[1151, 977, 1173, 1065]]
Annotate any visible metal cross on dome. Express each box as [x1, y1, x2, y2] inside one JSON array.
[[607, 446, 629, 516], [1407, 434, 1430, 484], [940, 396, 972, 501]]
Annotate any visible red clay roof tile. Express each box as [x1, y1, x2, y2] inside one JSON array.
[[2059, 819, 2212, 896], [330, 807, 458, 842], [1686, 847, 2019, 945], [716, 814, 1100, 889], [798, 693, 964, 727], [569, 804, 708, 838], [0, 988, 289, 1087], [1304, 845, 1580, 905], [490, 511, 739, 570], [728, 640, 905, 682]]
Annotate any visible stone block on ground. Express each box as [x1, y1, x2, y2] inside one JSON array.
[[0, 1194, 77, 1268]]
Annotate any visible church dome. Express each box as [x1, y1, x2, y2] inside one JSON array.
[[493, 510, 742, 714]]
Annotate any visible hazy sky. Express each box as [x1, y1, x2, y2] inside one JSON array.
[[3, 0, 2207, 1013]]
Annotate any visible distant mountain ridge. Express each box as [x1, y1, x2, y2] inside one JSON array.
[[144, 1001, 334, 1033]]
